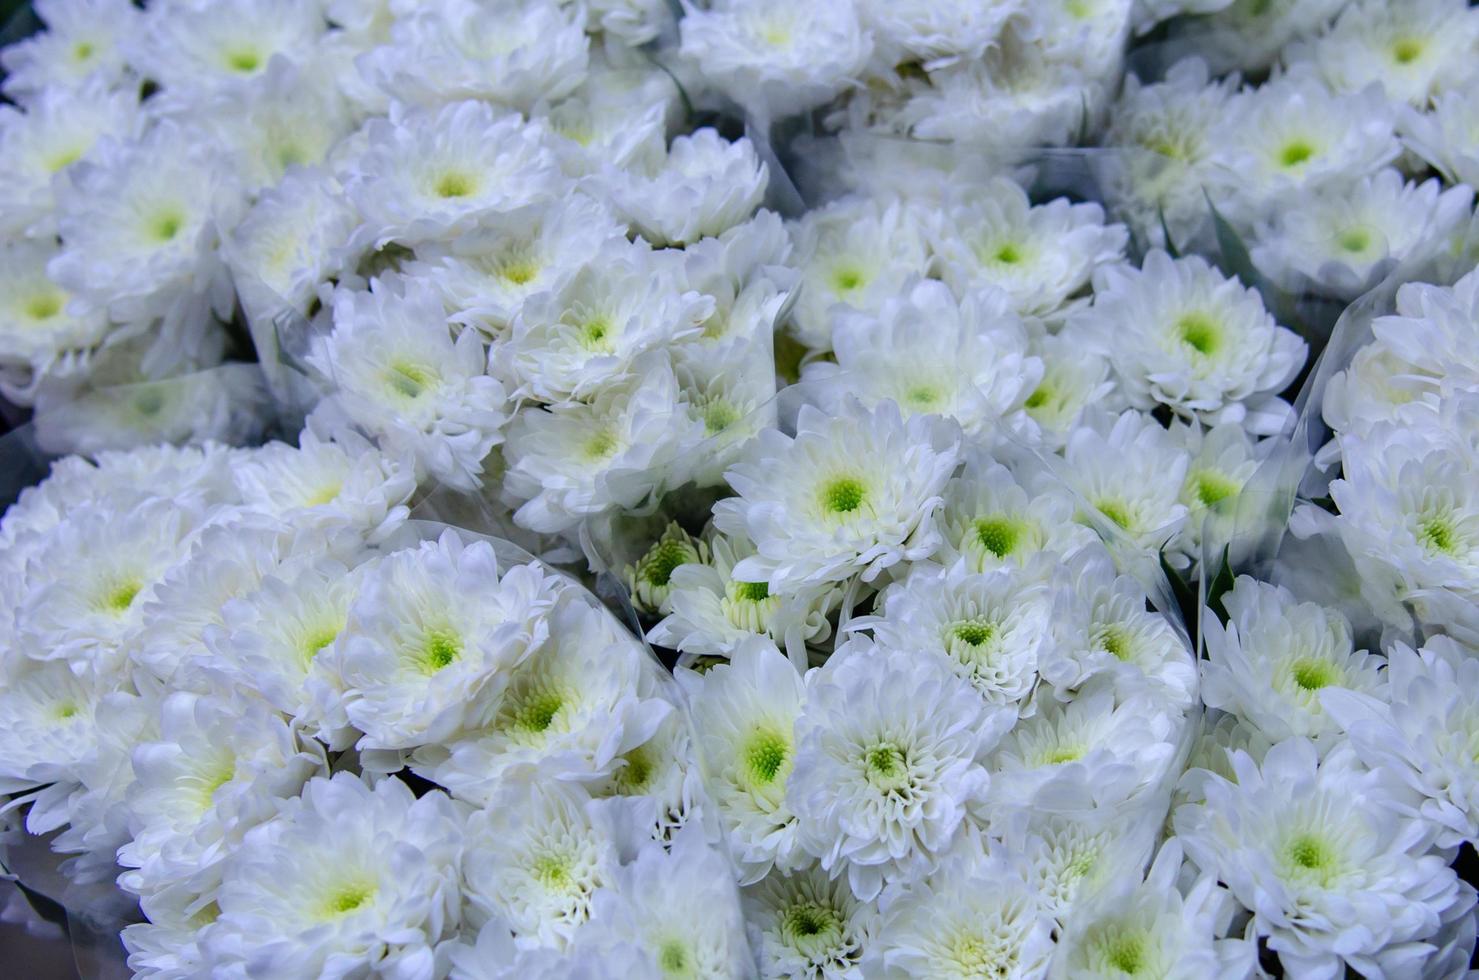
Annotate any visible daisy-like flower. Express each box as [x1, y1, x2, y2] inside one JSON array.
[[128, 0, 325, 99], [0, 240, 110, 405], [997, 804, 1163, 923], [1169, 421, 1263, 563], [587, 707, 705, 846], [201, 773, 464, 978], [1052, 410, 1190, 554], [0, 659, 105, 807], [1017, 333, 1118, 451], [929, 180, 1127, 318], [671, 326, 782, 488], [622, 521, 707, 618], [460, 773, 620, 946], [1175, 738, 1473, 979], [344, 99, 567, 248], [1324, 636, 1479, 850], [1286, 0, 1479, 107], [357, 0, 589, 111], [802, 279, 1042, 441], [860, 561, 1051, 708], [1051, 838, 1256, 979], [678, 0, 873, 121], [1201, 576, 1386, 747], [310, 277, 509, 492], [325, 530, 557, 754], [647, 529, 837, 665], [678, 636, 807, 883], [785, 196, 931, 352], [493, 239, 713, 403], [1250, 169, 1474, 300], [714, 399, 961, 592], [597, 128, 769, 247], [1073, 251, 1306, 433], [788, 638, 1010, 900], [1400, 80, 1479, 186], [744, 862, 877, 980], [933, 457, 1098, 574], [870, 830, 1055, 980], [533, 69, 672, 180], [0, 0, 140, 101]]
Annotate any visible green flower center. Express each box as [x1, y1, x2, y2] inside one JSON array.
[[951, 619, 998, 647], [703, 400, 740, 435], [1418, 514, 1458, 555], [52, 701, 80, 721], [101, 579, 142, 614], [611, 745, 654, 793], [1043, 745, 1084, 765], [531, 852, 572, 889], [641, 540, 695, 588], [974, 516, 1022, 558], [1290, 657, 1338, 691], [1338, 228, 1371, 254], [1101, 931, 1148, 974], [832, 265, 865, 292], [323, 883, 374, 917], [419, 628, 461, 673], [1097, 624, 1133, 661], [150, 210, 184, 243], [25, 293, 63, 321], [1024, 382, 1052, 410], [1191, 470, 1239, 508], [820, 477, 866, 515], [1176, 312, 1221, 355], [863, 742, 908, 789], [302, 627, 340, 664], [579, 316, 613, 352], [993, 241, 1024, 264], [582, 428, 620, 462], [781, 902, 840, 941], [511, 689, 564, 733], [658, 939, 691, 976], [1278, 139, 1315, 169], [743, 729, 790, 786], [500, 259, 539, 285], [384, 361, 434, 400], [1284, 831, 1341, 884], [434, 171, 476, 199], [226, 49, 261, 73], [1095, 499, 1134, 531], [1392, 37, 1424, 64], [734, 580, 770, 602]]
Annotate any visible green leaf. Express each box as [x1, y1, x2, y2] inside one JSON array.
[[1204, 192, 1261, 291], [1159, 546, 1197, 629], [1158, 204, 1180, 259], [1204, 544, 1237, 625]]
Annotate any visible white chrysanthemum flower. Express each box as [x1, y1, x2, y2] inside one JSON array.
[[49, 120, 242, 330], [1318, 339, 1440, 450], [621, 522, 708, 618], [326, 530, 556, 753], [1341, 263, 1479, 399], [533, 68, 672, 179], [587, 706, 705, 846], [1175, 738, 1472, 979], [997, 805, 1163, 923], [310, 277, 509, 492], [1169, 421, 1263, 562], [1193, 0, 1350, 73], [460, 773, 621, 945], [0, 78, 140, 239], [647, 529, 837, 664], [117, 691, 326, 901], [786, 196, 931, 351], [358, 0, 588, 111], [678, 636, 807, 883], [202, 773, 464, 978], [788, 639, 1010, 900], [1052, 410, 1190, 553], [1250, 169, 1474, 300], [1213, 75, 1400, 224], [597, 128, 768, 247], [224, 167, 360, 327], [128, 0, 324, 98], [1201, 576, 1386, 746], [989, 680, 1178, 813], [860, 561, 1050, 708], [858, 0, 1019, 69], [414, 598, 668, 802], [0, 660, 105, 805], [494, 239, 713, 402], [679, 0, 873, 120], [929, 180, 1127, 318], [933, 457, 1098, 574], [871, 830, 1054, 980], [1285, 0, 1479, 107], [444, 915, 609, 980], [715, 399, 960, 592], [404, 195, 626, 339], [744, 861, 878, 980], [803, 279, 1042, 441], [1104, 58, 1238, 251], [501, 356, 703, 534], [672, 327, 782, 488], [1324, 636, 1479, 850], [1040, 548, 1197, 710], [344, 99, 567, 248], [1074, 252, 1306, 433], [1016, 331, 1121, 451], [121, 881, 217, 980], [0, 240, 110, 405], [0, 0, 139, 101], [1051, 838, 1257, 979], [1400, 80, 1479, 185]]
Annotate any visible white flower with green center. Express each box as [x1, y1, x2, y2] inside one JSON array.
[[0, 240, 110, 406], [785, 196, 930, 351], [872, 831, 1054, 980], [1167, 420, 1262, 563], [117, 691, 326, 903], [1174, 738, 1470, 979], [1000, 807, 1162, 923], [405, 195, 626, 339], [679, 637, 807, 883], [203, 773, 464, 978], [415, 597, 670, 803], [929, 178, 1128, 318], [672, 325, 782, 488], [1017, 332, 1119, 451], [495, 238, 713, 402], [787, 639, 1008, 900], [989, 680, 1178, 814], [130, 0, 324, 95], [715, 399, 961, 592], [0, 0, 139, 101], [803, 278, 1042, 440], [311, 276, 510, 493], [1324, 636, 1479, 850], [622, 521, 708, 618], [1054, 410, 1190, 554], [461, 774, 622, 947], [678, 0, 873, 121], [934, 457, 1098, 573], [1201, 576, 1386, 747], [648, 530, 838, 665], [0, 660, 103, 804], [345, 99, 567, 248], [1073, 251, 1306, 434], [743, 862, 878, 980], [325, 530, 557, 755], [589, 708, 704, 845], [861, 560, 1051, 708], [1362, 268, 1479, 401], [533, 66, 674, 178], [358, 0, 589, 112]]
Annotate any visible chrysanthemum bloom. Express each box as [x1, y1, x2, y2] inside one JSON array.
[[715, 399, 961, 592], [1176, 738, 1474, 979], [1052, 410, 1190, 554], [932, 457, 1098, 575], [1400, 81, 1479, 185], [788, 639, 1010, 900], [127, 0, 324, 99], [743, 861, 879, 980], [0, 0, 140, 101], [201, 773, 465, 978], [0, 239, 111, 405]]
